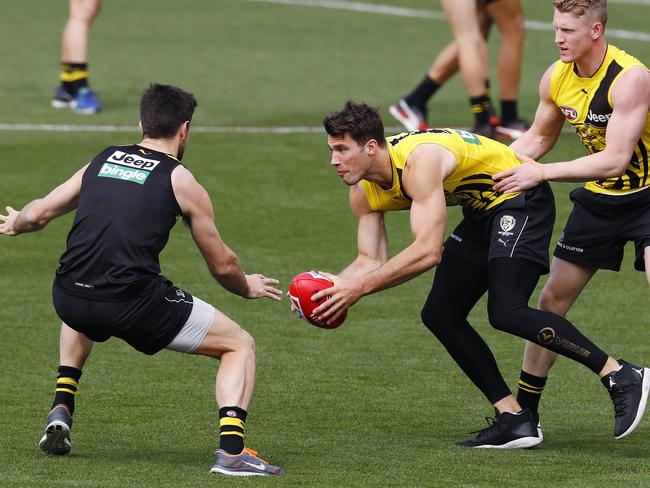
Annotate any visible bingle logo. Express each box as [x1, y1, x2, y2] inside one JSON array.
[[107, 150, 161, 171], [559, 106, 578, 121], [586, 109, 611, 124]]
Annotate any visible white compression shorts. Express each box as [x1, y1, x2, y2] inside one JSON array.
[[165, 296, 215, 353]]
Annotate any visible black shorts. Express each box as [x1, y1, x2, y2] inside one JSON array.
[[554, 187, 650, 272], [52, 280, 194, 355], [444, 182, 555, 273]]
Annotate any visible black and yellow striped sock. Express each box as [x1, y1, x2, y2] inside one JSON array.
[[516, 371, 547, 414], [52, 366, 82, 415], [60, 63, 89, 95], [469, 94, 494, 126], [218, 406, 247, 454]]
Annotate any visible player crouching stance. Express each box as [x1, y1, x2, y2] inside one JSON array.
[[311, 101, 649, 448], [0, 83, 283, 476]]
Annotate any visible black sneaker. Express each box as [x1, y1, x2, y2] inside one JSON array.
[[51, 85, 75, 109], [39, 404, 73, 455], [601, 359, 650, 439], [457, 409, 542, 448]]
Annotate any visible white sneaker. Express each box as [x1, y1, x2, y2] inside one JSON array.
[[388, 99, 429, 132]]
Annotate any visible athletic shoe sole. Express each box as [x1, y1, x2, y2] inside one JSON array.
[[39, 420, 71, 455], [72, 106, 100, 115], [472, 435, 542, 449], [51, 100, 72, 109], [615, 367, 650, 439], [210, 466, 272, 477], [495, 125, 526, 140]]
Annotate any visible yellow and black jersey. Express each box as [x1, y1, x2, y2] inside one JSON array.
[[361, 129, 521, 212], [550, 44, 650, 194]]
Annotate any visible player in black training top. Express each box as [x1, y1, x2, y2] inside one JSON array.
[[0, 83, 283, 477]]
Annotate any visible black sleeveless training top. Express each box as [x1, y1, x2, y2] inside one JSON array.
[[55, 144, 184, 300]]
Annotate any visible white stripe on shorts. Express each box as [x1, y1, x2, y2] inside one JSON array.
[[166, 296, 216, 353]]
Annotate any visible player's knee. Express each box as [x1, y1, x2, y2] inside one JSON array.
[[420, 301, 450, 337], [487, 297, 521, 334], [227, 327, 256, 358], [538, 286, 563, 314], [71, 0, 101, 22]]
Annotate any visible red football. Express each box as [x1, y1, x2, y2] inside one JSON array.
[[288, 271, 348, 329]]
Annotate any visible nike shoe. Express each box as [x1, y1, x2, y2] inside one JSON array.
[[71, 87, 102, 115], [51, 85, 75, 109], [210, 447, 284, 476], [457, 409, 542, 449], [39, 404, 73, 455], [388, 99, 429, 132], [601, 359, 650, 439], [496, 119, 529, 140], [532, 410, 544, 441]]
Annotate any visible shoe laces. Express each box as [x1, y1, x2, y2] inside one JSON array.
[[467, 416, 501, 438], [244, 447, 267, 463]]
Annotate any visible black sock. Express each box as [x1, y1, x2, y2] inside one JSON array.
[[52, 366, 82, 415], [60, 63, 89, 95], [219, 406, 247, 454], [404, 75, 441, 112], [501, 100, 519, 125], [516, 371, 547, 414], [469, 95, 494, 126]]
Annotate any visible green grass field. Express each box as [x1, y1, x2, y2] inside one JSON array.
[[1, 1, 650, 486]]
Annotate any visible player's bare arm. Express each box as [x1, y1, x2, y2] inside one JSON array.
[[171, 165, 281, 301], [0, 164, 88, 236], [337, 184, 388, 279], [313, 145, 452, 323], [492, 63, 564, 192], [495, 66, 650, 193], [509, 62, 565, 161]]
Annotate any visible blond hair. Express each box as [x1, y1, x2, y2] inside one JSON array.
[[553, 0, 608, 27]]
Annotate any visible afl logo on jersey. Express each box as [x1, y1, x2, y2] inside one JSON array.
[[559, 106, 578, 121]]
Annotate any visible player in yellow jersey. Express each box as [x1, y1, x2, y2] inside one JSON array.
[[306, 100, 648, 448], [492, 0, 650, 437]]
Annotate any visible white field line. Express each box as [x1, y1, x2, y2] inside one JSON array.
[[0, 123, 323, 134], [0, 122, 578, 135], [248, 0, 650, 42]]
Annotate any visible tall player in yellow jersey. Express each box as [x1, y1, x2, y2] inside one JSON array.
[[309, 100, 648, 448], [493, 0, 650, 434]]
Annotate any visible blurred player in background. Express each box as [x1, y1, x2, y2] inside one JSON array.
[[51, 0, 102, 114], [0, 83, 283, 476], [390, 0, 527, 139], [311, 100, 648, 448], [492, 0, 650, 433]]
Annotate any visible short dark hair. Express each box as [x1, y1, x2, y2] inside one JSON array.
[[140, 83, 198, 139], [323, 101, 386, 148]]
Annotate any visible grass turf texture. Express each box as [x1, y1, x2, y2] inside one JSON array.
[[1, 0, 650, 486]]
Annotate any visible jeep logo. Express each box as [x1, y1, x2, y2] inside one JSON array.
[[586, 109, 611, 124], [559, 106, 578, 121], [106, 150, 161, 171]]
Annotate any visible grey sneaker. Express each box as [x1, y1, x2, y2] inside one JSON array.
[[210, 447, 283, 476], [601, 359, 650, 439], [39, 404, 73, 455]]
